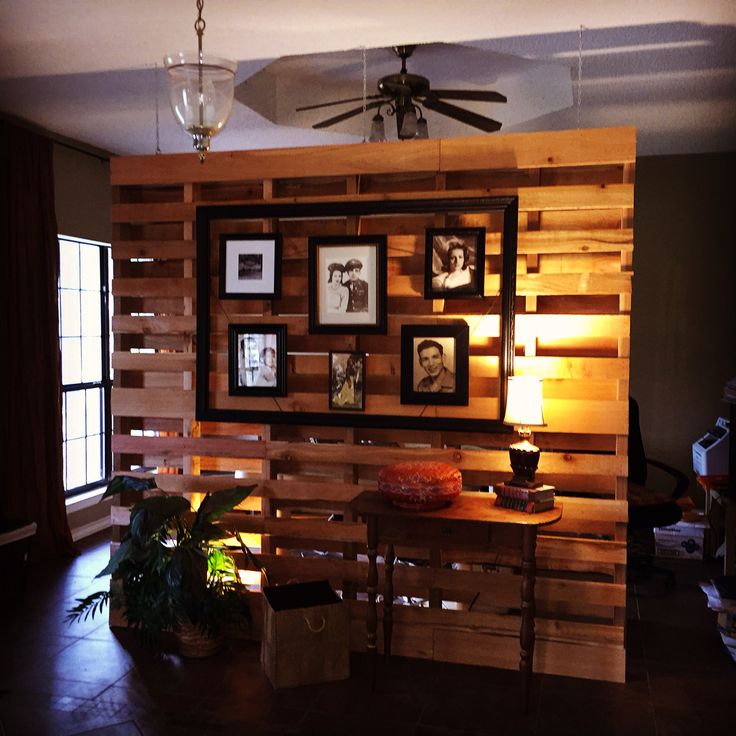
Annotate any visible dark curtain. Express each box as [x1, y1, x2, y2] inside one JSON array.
[[0, 120, 78, 559]]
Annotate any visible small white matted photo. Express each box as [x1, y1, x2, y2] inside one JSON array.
[[219, 233, 282, 299]]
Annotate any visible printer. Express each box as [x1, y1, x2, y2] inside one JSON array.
[[692, 417, 730, 477]]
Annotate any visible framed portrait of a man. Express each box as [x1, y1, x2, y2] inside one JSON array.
[[219, 233, 282, 299], [424, 227, 485, 299], [228, 324, 287, 396], [400, 323, 469, 406], [308, 235, 387, 334]]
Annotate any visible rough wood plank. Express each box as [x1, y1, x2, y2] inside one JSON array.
[[439, 127, 636, 171], [113, 240, 195, 260]]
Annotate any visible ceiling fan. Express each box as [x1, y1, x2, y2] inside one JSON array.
[[295, 45, 507, 140]]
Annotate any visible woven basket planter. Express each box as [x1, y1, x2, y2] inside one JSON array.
[[175, 620, 223, 658]]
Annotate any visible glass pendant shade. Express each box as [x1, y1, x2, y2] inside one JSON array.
[[399, 107, 418, 139], [164, 52, 237, 161], [416, 117, 428, 139], [369, 113, 386, 142]]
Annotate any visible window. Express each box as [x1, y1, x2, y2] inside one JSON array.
[[58, 235, 112, 496]]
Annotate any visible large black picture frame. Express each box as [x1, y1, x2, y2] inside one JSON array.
[[196, 196, 518, 432]]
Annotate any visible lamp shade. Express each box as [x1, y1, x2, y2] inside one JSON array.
[[503, 376, 545, 427], [164, 52, 237, 160]]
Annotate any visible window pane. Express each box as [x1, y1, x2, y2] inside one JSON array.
[[65, 389, 86, 440], [61, 336, 82, 385], [81, 336, 102, 382], [60, 289, 81, 337], [86, 435, 104, 485], [59, 241, 79, 290], [80, 290, 101, 337], [86, 388, 102, 436], [65, 437, 86, 490], [79, 244, 100, 291]]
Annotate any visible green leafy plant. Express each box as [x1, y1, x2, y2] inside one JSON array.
[[67, 476, 262, 646]]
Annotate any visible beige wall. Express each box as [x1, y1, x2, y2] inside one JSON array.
[[53, 143, 113, 537], [631, 152, 736, 503], [53, 144, 111, 243]]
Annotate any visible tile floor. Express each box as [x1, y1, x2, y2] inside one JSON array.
[[1, 532, 734, 736]]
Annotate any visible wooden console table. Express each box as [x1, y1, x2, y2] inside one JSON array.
[[351, 491, 562, 712]]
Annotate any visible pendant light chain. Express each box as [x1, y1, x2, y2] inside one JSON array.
[[195, 0, 206, 58], [154, 63, 162, 154], [362, 46, 368, 143], [577, 24, 584, 129]]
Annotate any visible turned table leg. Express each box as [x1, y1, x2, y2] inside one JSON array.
[[366, 515, 378, 689], [384, 543, 395, 657], [520, 526, 538, 713]]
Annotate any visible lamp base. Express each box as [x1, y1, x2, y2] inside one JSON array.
[[508, 440, 541, 488]]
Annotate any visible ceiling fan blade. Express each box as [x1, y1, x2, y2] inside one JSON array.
[[429, 89, 507, 104], [296, 94, 385, 112], [421, 97, 502, 133], [312, 100, 384, 129]]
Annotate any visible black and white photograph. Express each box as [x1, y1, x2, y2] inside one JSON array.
[[329, 352, 366, 411], [219, 233, 282, 299], [424, 227, 485, 299], [228, 324, 287, 396], [308, 235, 387, 334], [400, 323, 469, 406]]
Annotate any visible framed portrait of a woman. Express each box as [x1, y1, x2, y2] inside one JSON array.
[[424, 227, 485, 299], [308, 235, 387, 334]]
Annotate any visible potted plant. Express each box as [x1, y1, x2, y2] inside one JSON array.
[[67, 476, 262, 656]]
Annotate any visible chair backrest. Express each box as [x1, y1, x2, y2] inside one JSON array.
[[628, 396, 648, 485]]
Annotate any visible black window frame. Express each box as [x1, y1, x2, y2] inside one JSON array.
[[58, 234, 112, 497]]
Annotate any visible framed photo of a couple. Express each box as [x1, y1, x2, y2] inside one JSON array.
[[219, 233, 282, 299], [228, 324, 287, 397], [400, 323, 469, 406], [308, 235, 387, 334], [424, 227, 485, 299]]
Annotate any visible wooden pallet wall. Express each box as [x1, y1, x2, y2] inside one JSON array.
[[110, 126, 635, 683]]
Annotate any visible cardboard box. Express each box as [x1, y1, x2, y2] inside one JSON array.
[[654, 516, 707, 559]]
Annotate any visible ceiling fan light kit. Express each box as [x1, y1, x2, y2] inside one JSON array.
[[164, 0, 237, 161], [298, 44, 507, 142]]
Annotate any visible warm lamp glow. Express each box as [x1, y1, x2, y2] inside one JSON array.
[[503, 376, 546, 487], [503, 375, 545, 428]]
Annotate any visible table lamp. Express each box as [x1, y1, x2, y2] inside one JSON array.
[[503, 376, 546, 488]]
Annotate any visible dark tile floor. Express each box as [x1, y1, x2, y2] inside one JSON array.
[[1, 532, 734, 736]]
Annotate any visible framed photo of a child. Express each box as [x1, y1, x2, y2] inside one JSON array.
[[228, 324, 287, 397]]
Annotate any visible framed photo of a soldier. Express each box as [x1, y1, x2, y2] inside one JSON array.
[[308, 235, 387, 334], [228, 324, 287, 397], [219, 233, 282, 299], [400, 323, 469, 406], [424, 227, 485, 299]]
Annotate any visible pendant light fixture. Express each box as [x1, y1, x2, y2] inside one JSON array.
[[164, 0, 237, 162]]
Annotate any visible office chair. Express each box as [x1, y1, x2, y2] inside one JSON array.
[[627, 397, 690, 591]]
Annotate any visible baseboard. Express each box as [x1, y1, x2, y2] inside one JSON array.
[[71, 517, 111, 542]]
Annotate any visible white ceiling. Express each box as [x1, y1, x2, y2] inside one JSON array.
[[1, 0, 735, 157]]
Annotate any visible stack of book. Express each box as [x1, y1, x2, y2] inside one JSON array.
[[493, 482, 555, 513]]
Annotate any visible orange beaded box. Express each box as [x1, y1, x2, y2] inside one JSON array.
[[378, 461, 462, 510]]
